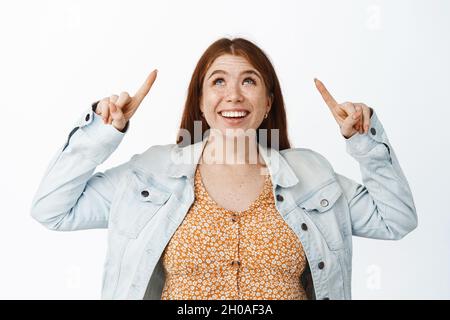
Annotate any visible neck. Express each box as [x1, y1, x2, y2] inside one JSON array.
[[200, 130, 265, 170]]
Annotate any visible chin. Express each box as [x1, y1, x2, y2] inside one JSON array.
[[223, 126, 258, 137]]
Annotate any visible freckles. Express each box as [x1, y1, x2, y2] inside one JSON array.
[[246, 92, 266, 106], [204, 90, 221, 101], [203, 97, 222, 114]]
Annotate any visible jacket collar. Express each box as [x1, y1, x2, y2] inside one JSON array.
[[166, 138, 299, 188]]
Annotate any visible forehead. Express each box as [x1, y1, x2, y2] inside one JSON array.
[[207, 54, 255, 73]]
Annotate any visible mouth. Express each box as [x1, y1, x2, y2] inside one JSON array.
[[218, 110, 250, 125]]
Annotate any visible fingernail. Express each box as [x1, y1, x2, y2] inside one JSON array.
[[314, 78, 318, 83], [154, 69, 158, 74]]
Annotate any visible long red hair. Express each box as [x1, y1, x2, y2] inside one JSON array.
[[176, 37, 291, 150]]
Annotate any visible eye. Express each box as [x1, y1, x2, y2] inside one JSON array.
[[243, 77, 256, 85], [213, 78, 225, 86]]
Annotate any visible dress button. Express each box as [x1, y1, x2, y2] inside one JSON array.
[[276, 194, 284, 202], [141, 190, 149, 197], [231, 260, 241, 267], [320, 199, 329, 207], [370, 127, 376, 135], [318, 261, 325, 269], [301, 223, 308, 231], [85, 113, 90, 122]]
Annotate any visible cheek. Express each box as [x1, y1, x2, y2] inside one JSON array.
[[248, 92, 268, 111], [203, 92, 223, 111]]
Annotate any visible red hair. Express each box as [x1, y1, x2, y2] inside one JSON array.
[[176, 37, 291, 150]]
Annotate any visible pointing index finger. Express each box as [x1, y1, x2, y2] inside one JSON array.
[[314, 78, 338, 110], [134, 69, 158, 104]]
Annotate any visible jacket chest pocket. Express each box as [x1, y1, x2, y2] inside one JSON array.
[[111, 171, 172, 239], [298, 182, 345, 251]]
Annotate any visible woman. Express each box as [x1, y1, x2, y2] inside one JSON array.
[[31, 37, 417, 300]]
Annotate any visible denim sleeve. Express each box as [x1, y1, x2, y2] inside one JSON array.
[[30, 103, 131, 231], [335, 110, 418, 240]]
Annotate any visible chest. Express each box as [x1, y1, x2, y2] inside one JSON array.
[[197, 165, 269, 212]]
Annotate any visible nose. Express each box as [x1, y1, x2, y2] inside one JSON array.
[[225, 82, 244, 103]]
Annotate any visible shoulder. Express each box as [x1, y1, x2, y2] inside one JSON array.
[[281, 147, 334, 171], [127, 143, 178, 172], [280, 147, 337, 185]]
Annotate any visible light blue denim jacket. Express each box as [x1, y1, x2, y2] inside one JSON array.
[[30, 105, 417, 300]]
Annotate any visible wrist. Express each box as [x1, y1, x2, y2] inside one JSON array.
[[114, 121, 129, 133]]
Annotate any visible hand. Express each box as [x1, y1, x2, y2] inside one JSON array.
[[314, 78, 372, 139], [95, 69, 158, 131]]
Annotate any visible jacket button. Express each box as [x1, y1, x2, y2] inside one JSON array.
[[301, 223, 308, 231], [370, 127, 376, 135], [276, 194, 284, 202], [318, 261, 325, 269], [141, 190, 149, 197], [85, 113, 90, 122], [320, 199, 329, 207]]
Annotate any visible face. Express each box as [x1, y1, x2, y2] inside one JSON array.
[[200, 54, 272, 136]]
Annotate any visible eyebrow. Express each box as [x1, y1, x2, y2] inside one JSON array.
[[207, 69, 262, 80]]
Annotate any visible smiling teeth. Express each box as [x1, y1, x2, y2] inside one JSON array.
[[221, 111, 248, 118]]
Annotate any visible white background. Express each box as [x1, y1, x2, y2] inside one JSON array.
[[1, 0, 449, 299]]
